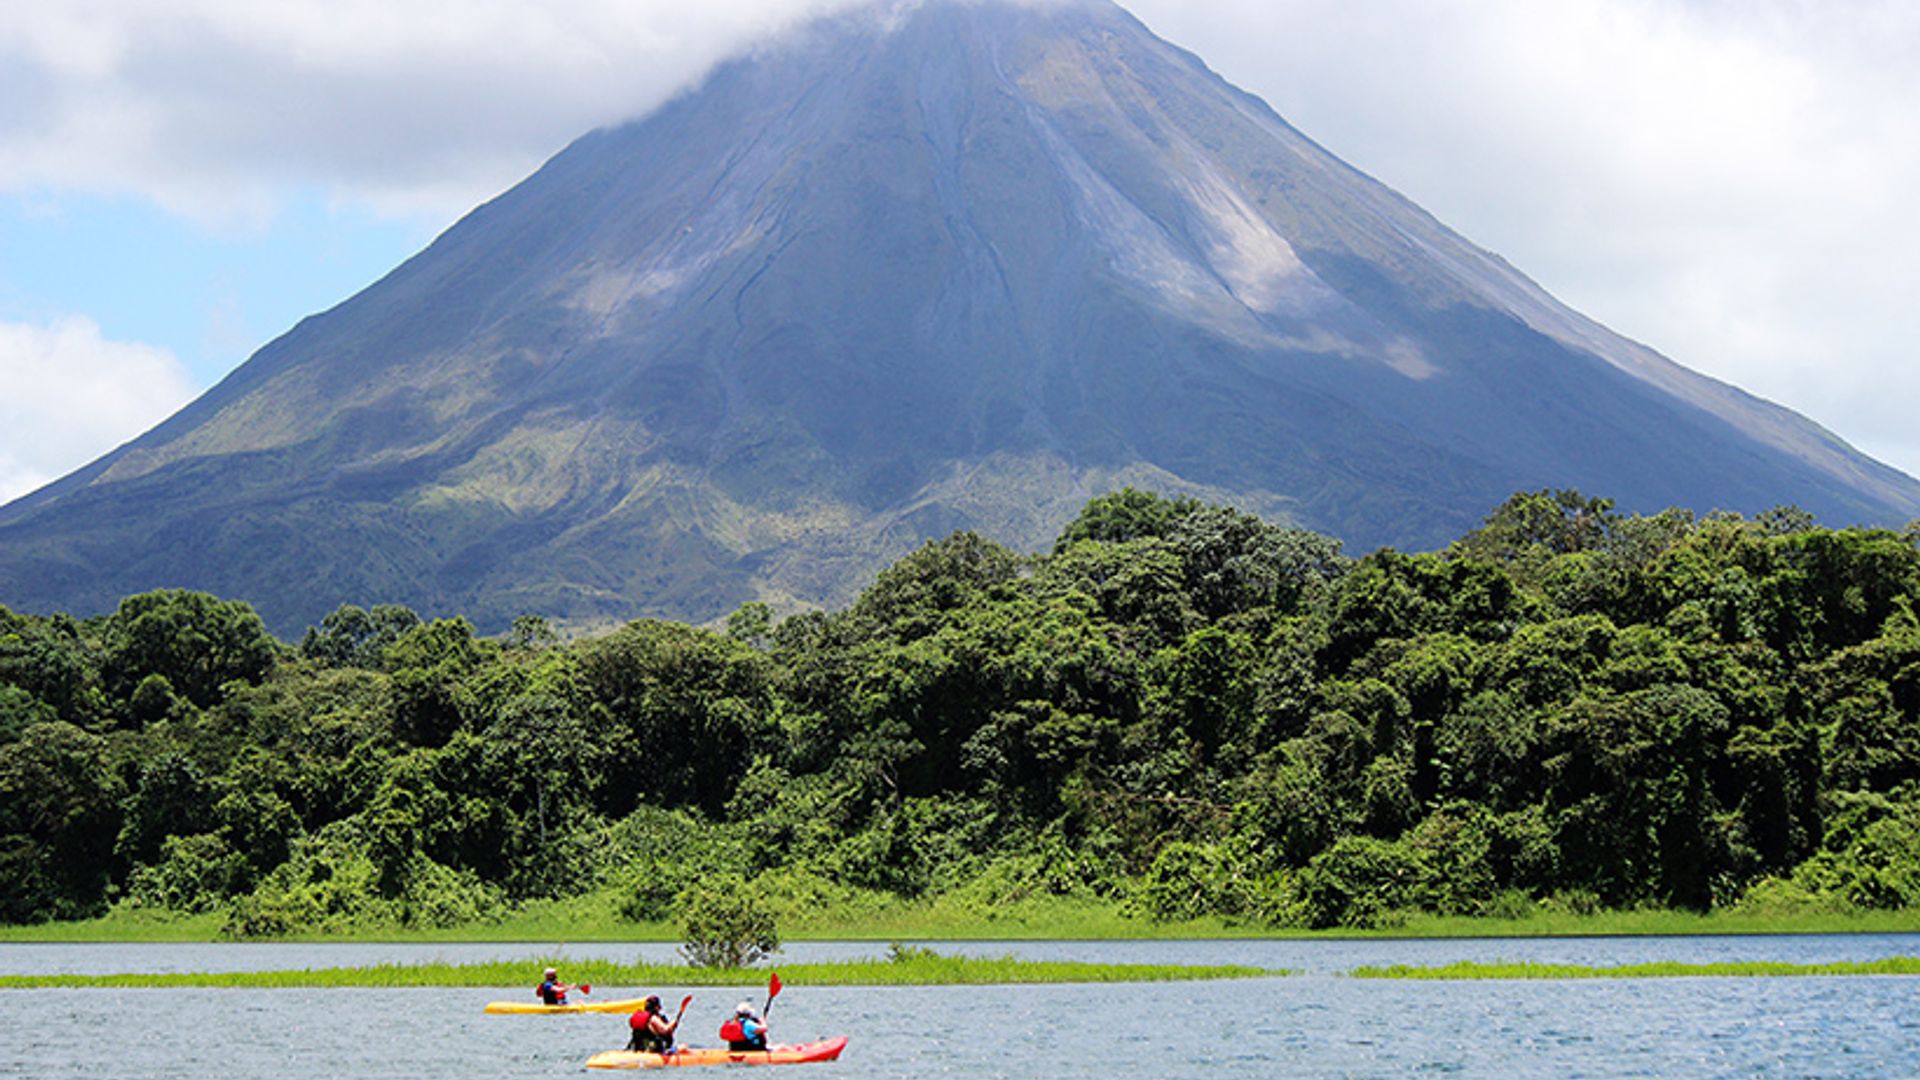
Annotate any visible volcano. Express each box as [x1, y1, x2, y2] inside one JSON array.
[[4, 0, 1917, 635]]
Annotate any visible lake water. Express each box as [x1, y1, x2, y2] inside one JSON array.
[[3, 936, 1918, 1077]]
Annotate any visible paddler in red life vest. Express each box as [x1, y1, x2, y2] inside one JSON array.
[[721, 1001, 769, 1051], [537, 967, 573, 1006], [628, 995, 681, 1054]]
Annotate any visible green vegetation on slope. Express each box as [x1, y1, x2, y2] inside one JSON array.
[[5, 489, 1920, 939], [1352, 958, 1920, 979]]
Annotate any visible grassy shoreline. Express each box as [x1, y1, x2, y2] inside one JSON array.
[[1352, 957, 1920, 979], [0, 953, 1274, 990], [12, 953, 1919, 989], [4, 896, 1919, 944]]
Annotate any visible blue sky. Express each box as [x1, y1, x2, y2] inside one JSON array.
[[0, 190, 432, 389], [3, 0, 1918, 509]]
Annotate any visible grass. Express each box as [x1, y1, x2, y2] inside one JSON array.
[[6, 888, 1919, 944], [0, 892, 1257, 944], [1351, 957, 1920, 980], [11, 895, 1920, 937], [1367, 907, 1920, 939], [0, 951, 1275, 990], [0, 909, 228, 942]]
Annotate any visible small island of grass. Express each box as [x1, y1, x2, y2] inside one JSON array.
[[0, 947, 1277, 990], [1351, 957, 1920, 980]]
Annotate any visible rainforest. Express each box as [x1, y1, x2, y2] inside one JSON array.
[[4, 488, 1919, 938]]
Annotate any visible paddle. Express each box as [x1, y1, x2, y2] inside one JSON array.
[[764, 971, 783, 1017], [671, 992, 695, 1054]]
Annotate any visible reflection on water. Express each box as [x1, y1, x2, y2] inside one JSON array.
[[2, 937, 1918, 1077]]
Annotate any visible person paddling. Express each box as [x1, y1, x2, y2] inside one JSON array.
[[721, 1001, 770, 1051], [537, 967, 574, 1006], [628, 995, 683, 1054]]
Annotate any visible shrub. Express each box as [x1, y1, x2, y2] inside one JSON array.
[[950, 836, 1116, 913], [1295, 835, 1424, 929], [1483, 888, 1537, 921], [218, 824, 391, 939], [1543, 888, 1603, 916], [748, 866, 875, 925], [679, 875, 779, 968], [1789, 807, 1920, 909], [1735, 875, 1851, 916], [1133, 841, 1253, 922], [126, 833, 248, 913], [617, 867, 682, 924], [611, 806, 751, 922], [397, 857, 506, 928]]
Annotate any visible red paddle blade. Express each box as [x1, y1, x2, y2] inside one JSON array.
[[580, 984, 592, 995], [768, 972, 783, 1001]]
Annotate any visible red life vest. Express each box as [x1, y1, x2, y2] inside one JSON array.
[[719, 1018, 745, 1042]]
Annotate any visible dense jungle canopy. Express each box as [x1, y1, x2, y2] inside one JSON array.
[[4, 489, 1920, 933]]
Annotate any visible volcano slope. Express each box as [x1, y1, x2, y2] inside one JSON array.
[[3, 0, 1916, 634]]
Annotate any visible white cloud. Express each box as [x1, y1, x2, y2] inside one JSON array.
[[1124, 0, 1920, 478], [0, 318, 197, 505], [0, 0, 873, 225], [0, 0, 1916, 478]]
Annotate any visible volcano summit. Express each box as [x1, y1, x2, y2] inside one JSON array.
[[4, 0, 1916, 634]]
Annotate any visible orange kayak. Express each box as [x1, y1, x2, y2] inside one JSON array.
[[584, 1037, 848, 1069]]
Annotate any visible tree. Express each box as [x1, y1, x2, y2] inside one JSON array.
[[507, 615, 559, 653], [8, 488, 1920, 935], [1320, 551, 1452, 673], [301, 604, 423, 669], [1053, 487, 1202, 552], [1035, 536, 1194, 651], [0, 607, 104, 728], [116, 752, 216, 868], [725, 603, 773, 649], [678, 875, 779, 968], [576, 621, 776, 817], [0, 722, 124, 920], [0, 685, 55, 745], [1756, 506, 1817, 537], [104, 590, 280, 709], [1151, 626, 1257, 768], [849, 532, 1022, 641], [1167, 504, 1348, 621], [384, 618, 488, 747], [1458, 489, 1617, 572], [488, 689, 603, 855]]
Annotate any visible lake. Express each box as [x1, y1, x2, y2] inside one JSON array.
[[4, 936, 1917, 1077]]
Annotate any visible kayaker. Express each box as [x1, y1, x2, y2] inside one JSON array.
[[537, 967, 573, 1006], [628, 995, 681, 1054], [721, 1001, 769, 1051]]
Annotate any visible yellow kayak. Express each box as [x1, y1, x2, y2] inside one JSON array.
[[484, 997, 649, 1015], [586, 1037, 849, 1069]]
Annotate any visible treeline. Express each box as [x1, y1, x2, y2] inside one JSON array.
[[4, 489, 1920, 932]]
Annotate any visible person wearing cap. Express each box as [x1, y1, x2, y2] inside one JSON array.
[[628, 995, 681, 1054], [537, 967, 574, 1006], [720, 1000, 769, 1051]]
